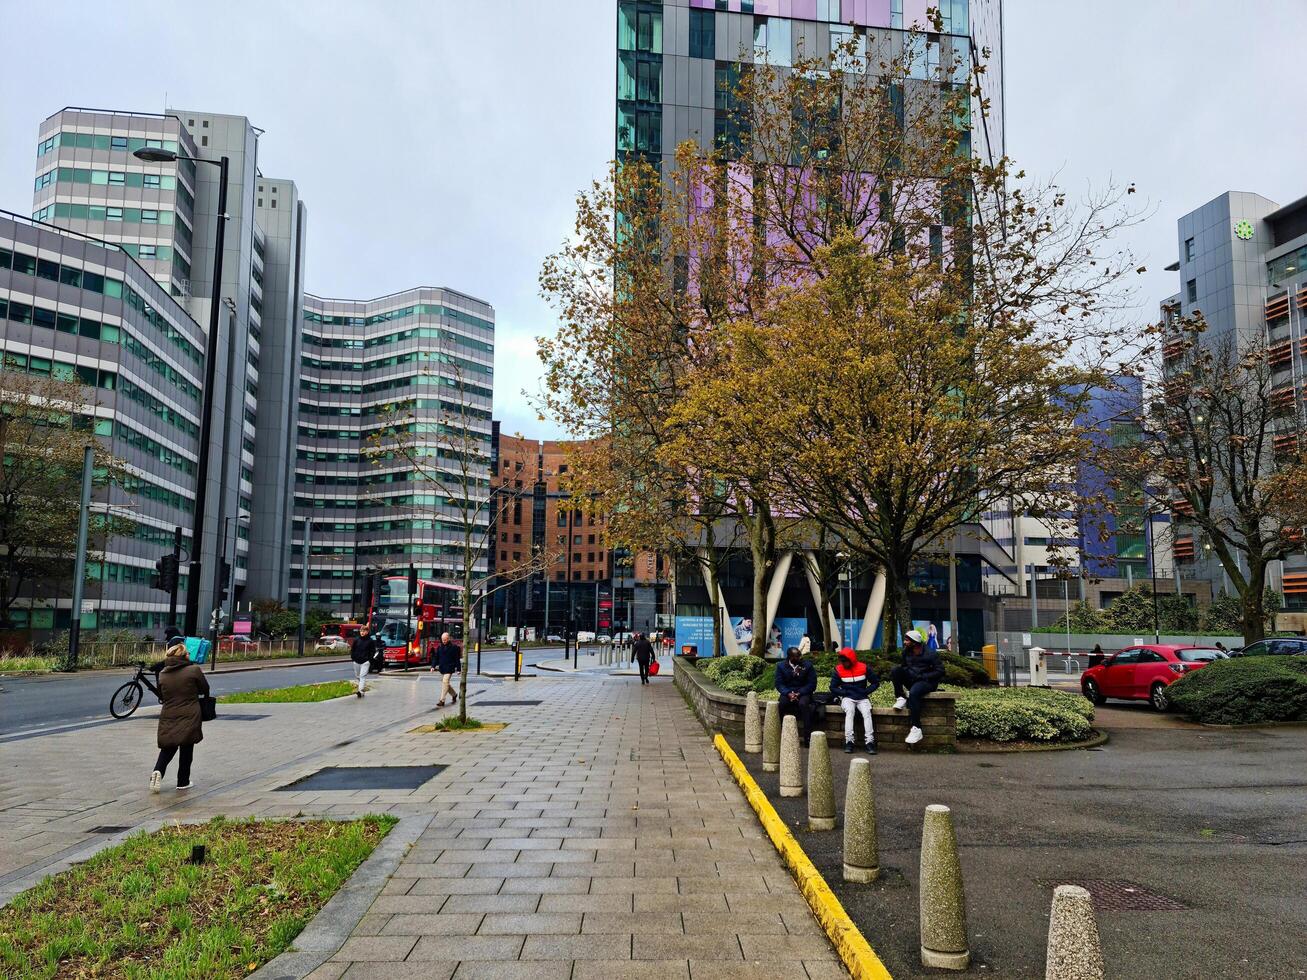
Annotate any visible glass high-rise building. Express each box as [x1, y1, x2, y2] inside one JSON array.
[[617, 0, 1004, 169]]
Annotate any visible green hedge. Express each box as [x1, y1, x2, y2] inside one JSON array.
[[753, 684, 1093, 743], [1164, 656, 1307, 725], [746, 648, 991, 694], [954, 688, 1093, 742]]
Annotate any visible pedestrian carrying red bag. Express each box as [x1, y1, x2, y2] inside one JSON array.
[[648, 659, 660, 676]]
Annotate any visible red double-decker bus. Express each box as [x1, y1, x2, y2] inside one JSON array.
[[370, 575, 464, 667]]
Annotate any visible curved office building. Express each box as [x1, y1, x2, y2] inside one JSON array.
[[292, 288, 495, 614]]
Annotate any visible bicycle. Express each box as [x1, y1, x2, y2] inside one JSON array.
[[109, 662, 162, 719]]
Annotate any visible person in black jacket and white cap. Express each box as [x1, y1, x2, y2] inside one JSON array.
[[891, 629, 945, 745]]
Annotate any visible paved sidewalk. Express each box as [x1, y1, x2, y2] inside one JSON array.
[[316, 678, 842, 979]]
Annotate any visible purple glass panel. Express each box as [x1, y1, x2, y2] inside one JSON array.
[[753, 0, 781, 14], [689, 0, 714, 7], [851, 0, 893, 29], [904, 0, 932, 28], [792, 0, 818, 20]]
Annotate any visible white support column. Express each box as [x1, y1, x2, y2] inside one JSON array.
[[857, 568, 887, 650], [764, 551, 794, 646], [699, 550, 742, 656], [802, 551, 840, 643]]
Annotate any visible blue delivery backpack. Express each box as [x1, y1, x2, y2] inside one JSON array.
[[183, 636, 211, 664]]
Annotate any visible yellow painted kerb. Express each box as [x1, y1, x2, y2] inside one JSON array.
[[714, 733, 894, 980]]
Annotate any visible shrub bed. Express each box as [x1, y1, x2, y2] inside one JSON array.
[[1164, 656, 1307, 725], [953, 687, 1093, 742], [754, 682, 1093, 743], [747, 648, 992, 694]]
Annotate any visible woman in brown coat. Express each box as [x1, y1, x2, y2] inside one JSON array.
[[149, 630, 210, 793]]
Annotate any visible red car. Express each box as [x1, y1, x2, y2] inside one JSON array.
[[1081, 645, 1224, 711]]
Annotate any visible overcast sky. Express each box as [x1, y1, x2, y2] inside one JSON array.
[[3, 1, 1306, 439]]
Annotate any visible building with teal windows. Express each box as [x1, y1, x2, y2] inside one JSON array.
[[292, 289, 495, 615], [7, 106, 307, 633], [0, 210, 205, 632]]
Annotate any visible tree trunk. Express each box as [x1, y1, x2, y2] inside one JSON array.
[[1240, 563, 1267, 644], [459, 546, 472, 723], [744, 502, 776, 658], [884, 560, 914, 652]]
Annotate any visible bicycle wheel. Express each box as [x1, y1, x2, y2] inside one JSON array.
[[110, 680, 144, 719]]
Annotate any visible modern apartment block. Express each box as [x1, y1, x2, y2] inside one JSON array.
[[488, 432, 671, 636], [291, 288, 495, 614], [0, 211, 204, 631], [617, 0, 1005, 168], [1161, 190, 1307, 619], [1, 106, 305, 633]]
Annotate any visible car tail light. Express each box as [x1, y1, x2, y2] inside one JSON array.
[[1169, 663, 1187, 674]]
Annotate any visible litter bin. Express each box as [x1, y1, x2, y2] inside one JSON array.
[[981, 643, 998, 681], [681, 644, 697, 656]]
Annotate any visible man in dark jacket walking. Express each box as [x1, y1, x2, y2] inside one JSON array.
[[832, 647, 879, 754], [632, 632, 655, 684], [775, 646, 817, 744], [350, 625, 374, 697], [149, 632, 209, 792], [432, 632, 462, 707], [891, 629, 945, 745]]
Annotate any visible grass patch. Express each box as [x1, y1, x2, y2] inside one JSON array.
[[218, 680, 358, 704], [0, 655, 60, 673], [0, 815, 395, 980], [429, 716, 485, 732]]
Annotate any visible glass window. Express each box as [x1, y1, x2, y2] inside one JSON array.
[[1110, 650, 1141, 665], [1186, 279, 1197, 303], [618, 52, 637, 101], [36, 258, 60, 281], [1177, 649, 1220, 662], [689, 9, 715, 59], [617, 104, 637, 152], [618, 2, 638, 50], [1184, 237, 1194, 262], [636, 9, 662, 52], [59, 266, 81, 287], [103, 278, 123, 298], [637, 59, 662, 102], [111, 136, 127, 150], [12, 252, 36, 276], [82, 271, 105, 293], [143, 173, 161, 188], [106, 207, 123, 222], [141, 210, 159, 223], [108, 171, 125, 185]]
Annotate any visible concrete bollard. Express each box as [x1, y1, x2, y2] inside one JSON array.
[[744, 692, 762, 754], [779, 715, 803, 797], [762, 700, 781, 772], [842, 757, 878, 881], [919, 804, 969, 971], [807, 732, 836, 830], [1045, 885, 1105, 980]]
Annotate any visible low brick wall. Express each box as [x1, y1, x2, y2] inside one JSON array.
[[674, 657, 957, 751]]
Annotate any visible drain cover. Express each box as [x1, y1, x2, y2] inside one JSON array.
[[88, 825, 132, 834], [215, 714, 269, 722], [277, 765, 446, 791], [1039, 879, 1189, 911], [475, 700, 542, 706]]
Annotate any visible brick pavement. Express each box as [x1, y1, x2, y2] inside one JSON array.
[[1, 670, 844, 978], [315, 677, 843, 979]]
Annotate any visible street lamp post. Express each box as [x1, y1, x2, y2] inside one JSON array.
[[134, 147, 228, 638]]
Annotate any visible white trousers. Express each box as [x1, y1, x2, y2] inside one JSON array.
[[841, 697, 874, 743], [355, 660, 370, 692]]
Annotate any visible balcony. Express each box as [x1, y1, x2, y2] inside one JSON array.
[[1265, 292, 1290, 323], [1284, 572, 1307, 595], [1170, 498, 1194, 518], [1270, 385, 1297, 412], [1162, 337, 1187, 362], [1268, 339, 1293, 368], [1272, 432, 1300, 456], [1173, 537, 1196, 561]]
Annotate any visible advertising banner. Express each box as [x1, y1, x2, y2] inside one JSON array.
[[673, 615, 715, 656]]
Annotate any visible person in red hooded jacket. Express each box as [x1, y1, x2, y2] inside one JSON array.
[[831, 647, 879, 754]]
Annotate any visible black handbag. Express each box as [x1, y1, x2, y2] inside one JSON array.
[[199, 695, 217, 722]]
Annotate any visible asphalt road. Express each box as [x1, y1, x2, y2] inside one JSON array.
[[0, 646, 555, 739], [729, 724, 1307, 979]]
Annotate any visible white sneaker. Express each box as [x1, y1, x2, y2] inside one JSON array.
[[906, 726, 924, 745], [177, 782, 193, 791], [149, 771, 162, 794], [893, 697, 908, 710]]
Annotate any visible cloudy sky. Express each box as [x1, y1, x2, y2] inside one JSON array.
[[2, 1, 1305, 439]]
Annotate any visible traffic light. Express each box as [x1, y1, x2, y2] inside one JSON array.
[[151, 554, 179, 593], [218, 558, 232, 601], [361, 572, 375, 617], [408, 564, 418, 596]]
